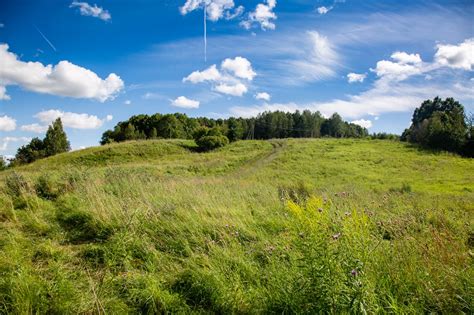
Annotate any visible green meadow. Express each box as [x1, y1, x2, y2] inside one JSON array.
[[0, 139, 473, 314]]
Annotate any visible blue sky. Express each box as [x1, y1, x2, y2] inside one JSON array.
[[0, 0, 473, 157]]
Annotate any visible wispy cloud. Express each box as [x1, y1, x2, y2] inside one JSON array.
[[70, 1, 111, 21]]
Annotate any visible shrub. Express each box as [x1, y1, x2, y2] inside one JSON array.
[[193, 127, 229, 151], [195, 135, 229, 151]]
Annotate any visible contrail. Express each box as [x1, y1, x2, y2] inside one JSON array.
[[204, 3, 207, 62], [34, 24, 57, 52]]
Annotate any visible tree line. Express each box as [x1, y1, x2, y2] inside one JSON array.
[[1, 97, 471, 169], [100, 110, 369, 145]]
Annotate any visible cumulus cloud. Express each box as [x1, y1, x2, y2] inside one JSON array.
[[347, 72, 367, 83], [180, 0, 239, 21], [391, 51, 422, 64], [372, 51, 423, 81], [241, 0, 277, 30], [0, 44, 123, 102], [0, 115, 16, 131], [35, 110, 112, 129], [183, 64, 222, 83], [351, 119, 372, 129], [214, 83, 248, 96], [70, 1, 111, 21], [317, 6, 331, 14], [124, 100, 131, 105], [183, 57, 255, 96], [0, 137, 31, 151], [20, 123, 48, 133], [434, 38, 474, 70], [255, 92, 271, 101], [221, 57, 256, 80], [171, 96, 200, 108]]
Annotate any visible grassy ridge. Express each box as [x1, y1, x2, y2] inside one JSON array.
[[0, 139, 473, 313]]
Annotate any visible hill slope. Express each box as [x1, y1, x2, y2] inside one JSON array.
[[0, 139, 473, 313]]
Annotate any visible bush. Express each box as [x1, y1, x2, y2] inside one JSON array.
[[193, 127, 229, 151], [195, 135, 229, 151]]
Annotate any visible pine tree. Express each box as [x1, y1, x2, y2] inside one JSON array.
[[43, 118, 71, 157]]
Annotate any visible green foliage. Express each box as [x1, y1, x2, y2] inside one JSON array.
[[44, 118, 71, 156], [11, 118, 71, 166], [101, 110, 369, 145], [193, 127, 229, 151], [403, 97, 470, 155], [0, 157, 6, 171]]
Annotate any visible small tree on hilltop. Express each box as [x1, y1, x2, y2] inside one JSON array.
[[402, 97, 469, 155], [44, 118, 71, 157], [193, 126, 229, 151]]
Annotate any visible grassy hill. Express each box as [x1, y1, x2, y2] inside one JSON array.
[[0, 139, 473, 313]]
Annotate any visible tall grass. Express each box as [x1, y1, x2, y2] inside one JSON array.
[[0, 139, 472, 313]]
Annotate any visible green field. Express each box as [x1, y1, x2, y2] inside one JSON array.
[[0, 139, 473, 314]]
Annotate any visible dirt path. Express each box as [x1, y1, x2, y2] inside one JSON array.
[[231, 139, 287, 178]]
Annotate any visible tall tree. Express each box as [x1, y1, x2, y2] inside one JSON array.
[[43, 118, 70, 156]]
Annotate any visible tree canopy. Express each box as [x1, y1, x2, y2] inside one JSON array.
[[401, 97, 472, 156], [101, 110, 369, 145], [11, 118, 71, 166]]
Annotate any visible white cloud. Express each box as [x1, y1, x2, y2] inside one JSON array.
[[372, 59, 422, 81], [351, 119, 372, 129], [0, 85, 10, 100], [106, 115, 113, 121], [124, 100, 131, 105], [70, 1, 111, 21], [184, 57, 255, 96], [171, 96, 200, 108], [20, 123, 48, 133], [183, 64, 222, 83], [391, 51, 422, 64], [35, 110, 112, 129], [255, 92, 271, 101], [0, 115, 16, 131], [317, 6, 331, 14], [241, 0, 277, 31], [434, 38, 474, 70], [231, 102, 300, 118], [214, 83, 248, 96], [221, 57, 256, 80], [347, 72, 367, 83], [180, 0, 238, 21], [287, 31, 340, 83], [0, 44, 123, 102], [229, 77, 474, 121], [225, 5, 244, 20], [0, 137, 31, 151]]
